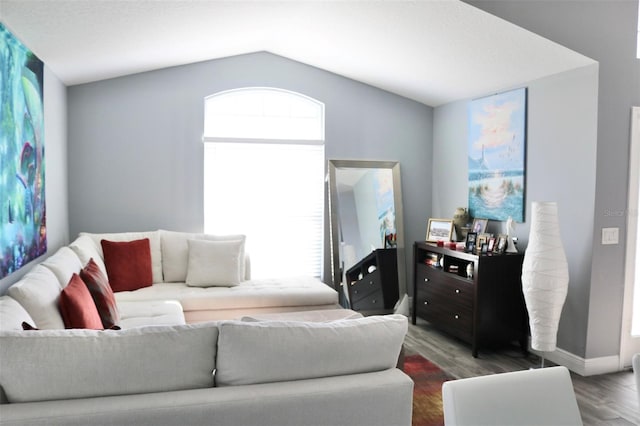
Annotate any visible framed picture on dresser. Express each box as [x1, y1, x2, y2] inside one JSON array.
[[426, 219, 454, 242]]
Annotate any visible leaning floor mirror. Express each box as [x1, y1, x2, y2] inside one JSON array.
[[327, 160, 406, 314]]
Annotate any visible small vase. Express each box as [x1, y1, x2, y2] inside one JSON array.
[[453, 207, 470, 242]]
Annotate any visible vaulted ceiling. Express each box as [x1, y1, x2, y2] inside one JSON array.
[[0, 0, 595, 106]]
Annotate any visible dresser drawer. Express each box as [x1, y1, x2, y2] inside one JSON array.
[[349, 270, 381, 303], [416, 269, 473, 306], [351, 290, 384, 311], [415, 290, 473, 342], [415, 287, 473, 319]]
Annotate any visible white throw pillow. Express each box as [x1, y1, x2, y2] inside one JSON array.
[[160, 230, 248, 282], [185, 239, 244, 287]]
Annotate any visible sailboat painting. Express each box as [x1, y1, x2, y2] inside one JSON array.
[[0, 24, 46, 279], [468, 88, 527, 222]]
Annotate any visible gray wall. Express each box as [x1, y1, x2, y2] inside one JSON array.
[[433, 65, 599, 357], [466, 0, 640, 359], [0, 67, 69, 294], [67, 52, 433, 287]]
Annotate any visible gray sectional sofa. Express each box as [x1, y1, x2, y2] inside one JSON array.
[[0, 315, 413, 426]]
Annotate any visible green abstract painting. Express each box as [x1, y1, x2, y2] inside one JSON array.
[[0, 23, 46, 279]]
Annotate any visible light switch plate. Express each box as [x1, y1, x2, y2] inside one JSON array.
[[602, 227, 619, 245]]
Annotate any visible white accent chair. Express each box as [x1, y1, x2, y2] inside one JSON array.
[[442, 366, 583, 426], [633, 353, 640, 406]]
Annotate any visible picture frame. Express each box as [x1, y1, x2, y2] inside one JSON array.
[[494, 234, 507, 254], [487, 237, 496, 252], [471, 218, 488, 234], [426, 218, 454, 242], [468, 87, 527, 222], [465, 232, 477, 253], [476, 234, 490, 254]]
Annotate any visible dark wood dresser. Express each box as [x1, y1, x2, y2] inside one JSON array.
[[412, 242, 528, 357], [346, 248, 399, 315]]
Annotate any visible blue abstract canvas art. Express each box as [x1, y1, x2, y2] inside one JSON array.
[[0, 24, 46, 279], [468, 88, 527, 222]]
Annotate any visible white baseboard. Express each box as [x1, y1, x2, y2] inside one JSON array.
[[530, 347, 621, 376]]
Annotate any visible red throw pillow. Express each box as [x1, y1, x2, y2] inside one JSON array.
[[80, 258, 121, 328], [22, 321, 39, 330], [101, 238, 153, 292], [59, 273, 104, 330]]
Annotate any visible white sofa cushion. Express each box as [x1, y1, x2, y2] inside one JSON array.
[[0, 322, 219, 403], [68, 235, 107, 276], [0, 296, 35, 331], [117, 300, 186, 328], [160, 230, 247, 282], [113, 277, 339, 312], [7, 265, 65, 329], [79, 231, 163, 283], [186, 239, 243, 287], [40, 246, 83, 288], [215, 314, 407, 387]]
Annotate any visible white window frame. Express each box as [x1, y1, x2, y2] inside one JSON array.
[[203, 88, 325, 279]]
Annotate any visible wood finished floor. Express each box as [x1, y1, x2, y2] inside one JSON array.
[[404, 318, 640, 426]]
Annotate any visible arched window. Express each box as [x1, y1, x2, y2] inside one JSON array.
[[203, 88, 325, 278]]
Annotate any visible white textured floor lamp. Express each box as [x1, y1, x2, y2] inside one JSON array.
[[521, 202, 569, 367]]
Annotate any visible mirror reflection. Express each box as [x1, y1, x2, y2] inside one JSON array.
[[328, 160, 406, 313]]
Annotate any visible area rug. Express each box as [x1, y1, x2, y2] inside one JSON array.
[[402, 354, 453, 426]]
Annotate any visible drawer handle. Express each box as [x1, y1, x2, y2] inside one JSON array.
[[354, 290, 358, 295], [455, 289, 460, 294], [454, 314, 459, 319], [372, 299, 377, 304], [424, 278, 429, 282], [424, 301, 428, 305], [369, 281, 374, 285]]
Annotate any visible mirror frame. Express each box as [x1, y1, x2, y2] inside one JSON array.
[[327, 159, 406, 303]]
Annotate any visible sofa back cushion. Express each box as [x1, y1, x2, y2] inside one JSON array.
[[0, 322, 219, 403], [69, 235, 108, 277], [160, 230, 248, 282], [40, 246, 83, 288], [80, 231, 163, 283], [6, 265, 65, 329], [215, 314, 407, 387], [0, 296, 35, 331]]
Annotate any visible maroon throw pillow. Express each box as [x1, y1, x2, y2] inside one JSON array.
[[59, 273, 104, 330], [101, 238, 153, 292], [80, 258, 121, 328]]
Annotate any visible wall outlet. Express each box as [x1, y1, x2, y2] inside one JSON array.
[[601, 227, 619, 245]]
